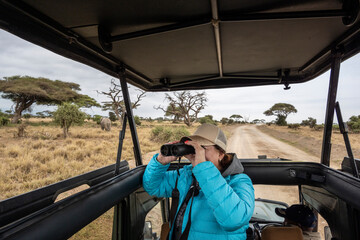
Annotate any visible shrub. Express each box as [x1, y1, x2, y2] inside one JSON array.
[[0, 116, 10, 126], [23, 113, 32, 119], [109, 112, 118, 122], [288, 123, 300, 130], [199, 115, 216, 125], [151, 126, 190, 142], [93, 115, 102, 124], [314, 124, 324, 131], [220, 117, 228, 125], [301, 117, 317, 128], [134, 116, 141, 126], [348, 115, 360, 131]]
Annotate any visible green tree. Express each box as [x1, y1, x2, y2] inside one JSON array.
[[199, 115, 216, 125], [220, 117, 229, 125], [263, 103, 297, 126], [109, 112, 118, 122], [93, 115, 103, 124], [301, 117, 317, 128], [155, 91, 207, 126], [230, 114, 243, 123], [134, 115, 141, 126], [348, 115, 360, 131], [0, 76, 99, 123], [53, 103, 86, 138]]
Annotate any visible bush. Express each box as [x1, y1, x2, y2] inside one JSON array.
[[134, 115, 141, 126], [314, 124, 324, 131], [199, 115, 216, 125], [23, 113, 32, 119], [93, 115, 102, 124], [220, 118, 228, 125], [109, 112, 118, 122], [348, 115, 360, 131], [288, 123, 300, 130], [301, 117, 317, 128], [0, 116, 10, 126], [151, 126, 190, 143]]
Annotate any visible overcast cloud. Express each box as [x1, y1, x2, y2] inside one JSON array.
[[1, 29, 359, 123]]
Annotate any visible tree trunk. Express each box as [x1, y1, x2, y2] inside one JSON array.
[[11, 99, 34, 124], [11, 111, 21, 124], [63, 126, 68, 138]]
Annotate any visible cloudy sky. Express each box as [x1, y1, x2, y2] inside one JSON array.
[[1, 29, 359, 123]]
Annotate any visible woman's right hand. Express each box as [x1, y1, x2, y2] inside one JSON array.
[[156, 141, 179, 165], [157, 154, 177, 165]]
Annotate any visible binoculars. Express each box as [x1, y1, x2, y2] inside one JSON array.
[[160, 142, 195, 157]]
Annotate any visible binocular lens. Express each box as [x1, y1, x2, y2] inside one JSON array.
[[160, 143, 195, 157]]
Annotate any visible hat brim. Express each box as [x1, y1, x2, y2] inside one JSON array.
[[275, 208, 286, 218], [186, 135, 215, 146]]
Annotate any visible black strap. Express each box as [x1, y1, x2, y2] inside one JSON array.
[[178, 187, 195, 240], [178, 176, 199, 240], [169, 158, 181, 224]]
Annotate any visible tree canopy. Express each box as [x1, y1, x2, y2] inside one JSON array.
[[0, 76, 99, 123], [263, 103, 297, 126], [155, 91, 207, 126]]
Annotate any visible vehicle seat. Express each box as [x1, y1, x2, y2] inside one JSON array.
[[261, 226, 303, 240]]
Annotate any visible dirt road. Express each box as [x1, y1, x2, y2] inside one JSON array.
[[227, 125, 319, 161], [227, 125, 326, 237]]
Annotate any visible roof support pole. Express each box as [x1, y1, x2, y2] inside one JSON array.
[[210, 0, 223, 77], [118, 69, 143, 166], [321, 50, 342, 166]]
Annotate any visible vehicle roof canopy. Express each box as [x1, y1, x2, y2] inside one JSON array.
[[0, 0, 359, 91]]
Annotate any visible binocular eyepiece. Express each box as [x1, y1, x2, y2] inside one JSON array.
[[160, 142, 195, 157]]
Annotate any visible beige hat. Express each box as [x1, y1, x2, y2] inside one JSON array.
[[186, 123, 227, 151]]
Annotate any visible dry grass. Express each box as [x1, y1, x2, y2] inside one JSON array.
[[0, 120, 202, 239]]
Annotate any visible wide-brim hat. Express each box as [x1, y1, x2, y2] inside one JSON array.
[[181, 123, 227, 151]]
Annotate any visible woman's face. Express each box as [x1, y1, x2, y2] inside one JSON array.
[[185, 145, 225, 170]]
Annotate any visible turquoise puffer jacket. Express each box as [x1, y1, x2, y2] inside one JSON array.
[[143, 153, 255, 240]]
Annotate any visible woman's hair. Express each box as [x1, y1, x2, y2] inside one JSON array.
[[214, 145, 233, 169]]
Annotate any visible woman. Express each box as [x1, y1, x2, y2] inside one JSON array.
[[143, 123, 254, 239]]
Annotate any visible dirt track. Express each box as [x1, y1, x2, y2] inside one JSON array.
[[227, 125, 326, 238]]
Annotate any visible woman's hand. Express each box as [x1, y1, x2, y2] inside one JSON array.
[[184, 140, 206, 167], [157, 141, 178, 165], [157, 154, 177, 165]]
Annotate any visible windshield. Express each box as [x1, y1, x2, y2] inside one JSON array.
[[251, 199, 288, 223]]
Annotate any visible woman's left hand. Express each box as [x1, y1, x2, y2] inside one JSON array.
[[184, 140, 206, 167]]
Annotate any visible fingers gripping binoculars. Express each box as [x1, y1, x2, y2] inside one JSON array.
[[160, 143, 195, 157]]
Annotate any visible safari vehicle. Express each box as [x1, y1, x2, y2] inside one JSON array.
[[1, 0, 360, 239]]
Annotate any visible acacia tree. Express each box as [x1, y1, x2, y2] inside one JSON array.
[[155, 91, 207, 126], [53, 103, 86, 138], [0, 76, 99, 123], [99, 79, 146, 123], [230, 114, 243, 123], [263, 103, 297, 126]]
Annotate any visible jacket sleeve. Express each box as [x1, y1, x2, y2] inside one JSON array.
[[192, 161, 255, 232], [142, 153, 179, 198]]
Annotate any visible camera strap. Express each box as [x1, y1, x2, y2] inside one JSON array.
[[169, 157, 181, 227]]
